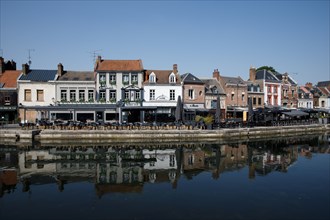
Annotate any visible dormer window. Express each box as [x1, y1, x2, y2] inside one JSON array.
[[169, 73, 176, 83], [149, 72, 156, 83]]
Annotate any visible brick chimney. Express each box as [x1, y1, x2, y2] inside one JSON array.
[[249, 66, 256, 81], [213, 69, 220, 81], [0, 57, 4, 74], [305, 82, 313, 89], [57, 63, 64, 77], [22, 63, 29, 75], [173, 64, 178, 74]]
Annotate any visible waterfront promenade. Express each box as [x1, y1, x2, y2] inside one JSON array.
[[1, 123, 329, 143]]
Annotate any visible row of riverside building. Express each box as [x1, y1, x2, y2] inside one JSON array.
[[0, 56, 329, 124]]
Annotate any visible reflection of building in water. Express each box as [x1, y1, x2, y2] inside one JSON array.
[[220, 144, 248, 171], [0, 168, 18, 197], [248, 145, 298, 178], [142, 149, 178, 186], [0, 147, 19, 197]]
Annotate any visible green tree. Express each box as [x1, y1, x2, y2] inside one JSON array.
[[256, 66, 277, 73]]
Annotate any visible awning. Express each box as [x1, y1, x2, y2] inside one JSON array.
[[283, 110, 309, 117]]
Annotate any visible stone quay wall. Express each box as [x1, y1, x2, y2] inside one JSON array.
[[1, 124, 328, 143]]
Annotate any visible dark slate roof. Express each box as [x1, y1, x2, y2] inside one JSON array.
[[19, 70, 57, 81], [181, 73, 204, 85], [57, 71, 94, 81], [201, 78, 225, 95], [255, 70, 281, 83], [317, 81, 330, 87], [221, 76, 246, 85], [247, 83, 262, 92], [275, 72, 297, 85]]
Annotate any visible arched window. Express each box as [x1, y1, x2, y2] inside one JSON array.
[[149, 72, 156, 83], [169, 73, 176, 83]]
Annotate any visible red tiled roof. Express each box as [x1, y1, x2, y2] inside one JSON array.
[[0, 70, 21, 88], [318, 87, 330, 96], [144, 70, 181, 84], [300, 86, 310, 94], [96, 59, 143, 72]]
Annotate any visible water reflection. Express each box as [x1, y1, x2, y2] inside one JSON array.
[[0, 134, 329, 198]]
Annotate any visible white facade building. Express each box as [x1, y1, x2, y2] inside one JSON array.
[[143, 65, 182, 121]]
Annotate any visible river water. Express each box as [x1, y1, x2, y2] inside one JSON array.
[[1, 134, 329, 220]]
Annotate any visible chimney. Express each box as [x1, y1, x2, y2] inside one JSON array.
[[22, 63, 29, 75], [0, 57, 4, 74], [57, 63, 64, 77], [305, 82, 313, 89], [249, 66, 256, 81], [213, 69, 220, 81], [10, 60, 17, 70], [94, 56, 102, 71], [173, 64, 178, 74]]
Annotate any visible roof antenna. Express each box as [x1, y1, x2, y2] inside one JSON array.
[[27, 49, 35, 66], [88, 49, 102, 64]]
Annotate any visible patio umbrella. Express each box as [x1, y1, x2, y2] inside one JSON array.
[[248, 98, 254, 123], [175, 95, 183, 122], [215, 96, 221, 124]]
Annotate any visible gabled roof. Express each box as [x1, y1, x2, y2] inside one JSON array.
[[317, 81, 330, 87], [201, 78, 225, 95], [19, 70, 57, 82], [57, 71, 94, 81], [255, 70, 281, 83], [275, 72, 297, 85], [181, 73, 204, 85], [300, 86, 311, 94], [144, 70, 181, 85], [96, 59, 144, 72], [221, 76, 246, 85], [0, 70, 21, 88], [317, 87, 330, 96]]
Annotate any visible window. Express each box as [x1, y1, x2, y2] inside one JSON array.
[[267, 86, 271, 93], [253, 97, 256, 105], [188, 154, 194, 165], [258, 98, 261, 105], [135, 91, 140, 100], [99, 74, 106, 86], [231, 93, 234, 101], [61, 90, 67, 101], [79, 90, 85, 101], [292, 90, 294, 97], [274, 86, 277, 94], [88, 90, 94, 101], [24, 89, 31, 101], [188, 89, 194, 100], [109, 74, 116, 84], [169, 73, 176, 83], [36, 90, 44, 101], [70, 90, 76, 101], [125, 91, 129, 100], [170, 155, 175, 167], [149, 73, 156, 83], [131, 74, 138, 84], [150, 89, 155, 100], [242, 94, 245, 101], [109, 90, 116, 102], [99, 90, 106, 101], [170, 90, 175, 101], [4, 96, 10, 104], [123, 74, 129, 85]]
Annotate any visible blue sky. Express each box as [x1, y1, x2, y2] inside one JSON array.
[[1, 0, 329, 85]]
